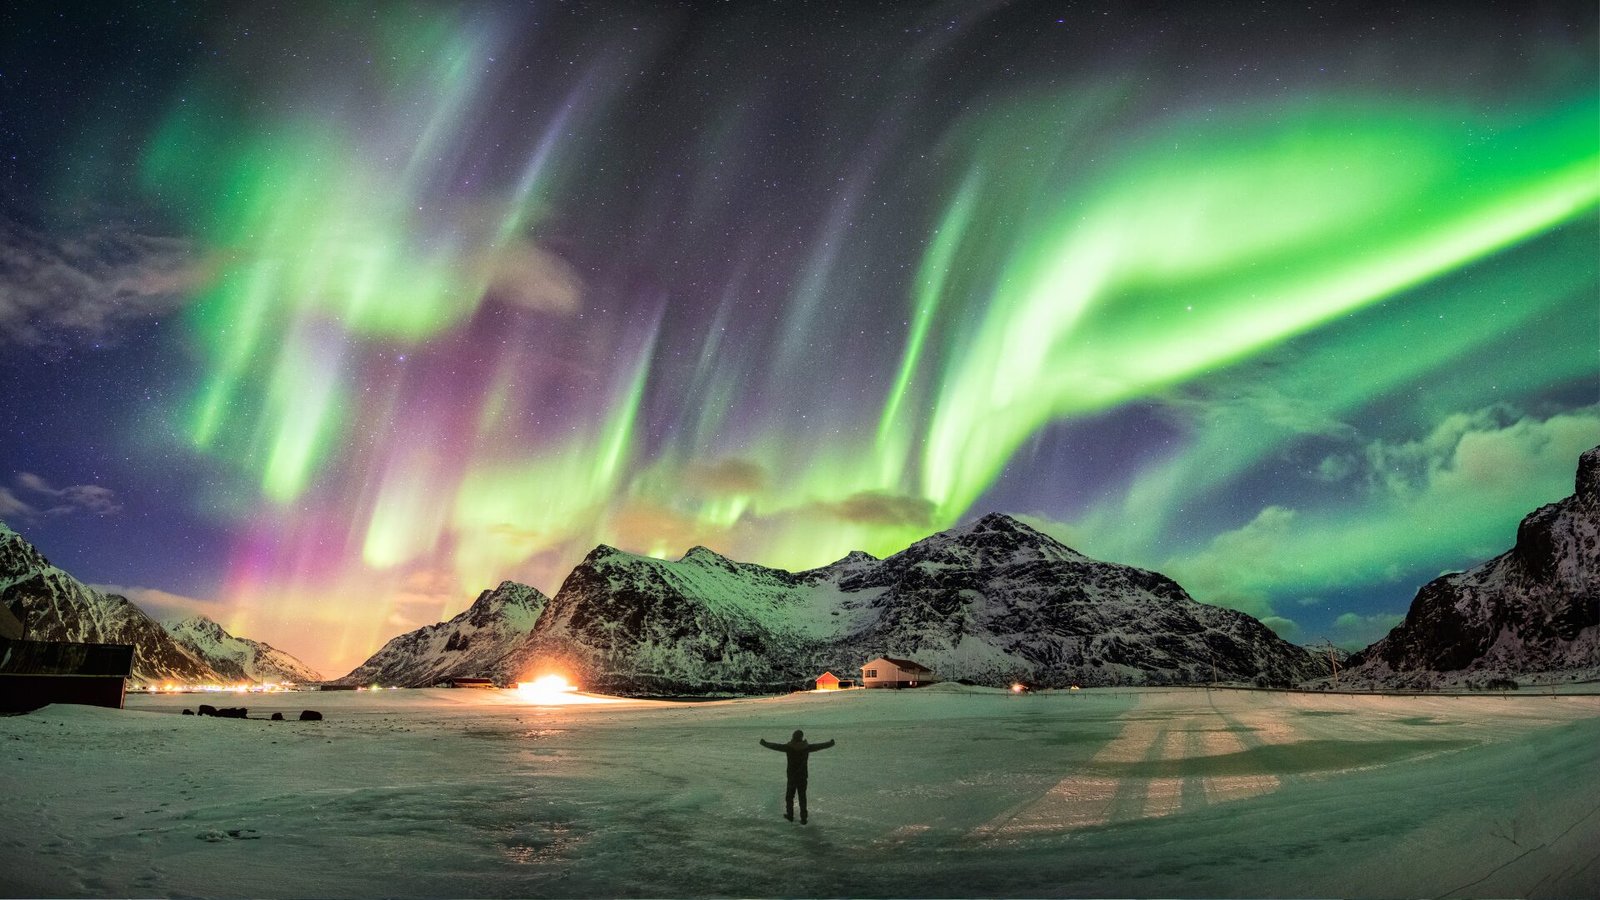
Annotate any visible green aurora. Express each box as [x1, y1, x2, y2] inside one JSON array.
[[3, 1, 1595, 671]]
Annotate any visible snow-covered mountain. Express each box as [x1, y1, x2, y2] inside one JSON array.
[[0, 519, 218, 684], [164, 615, 323, 684], [336, 581, 548, 687], [500, 513, 1320, 693], [1345, 445, 1600, 688], [502, 544, 845, 693]]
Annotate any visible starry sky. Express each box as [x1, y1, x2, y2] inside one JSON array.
[[1, 1, 1595, 677]]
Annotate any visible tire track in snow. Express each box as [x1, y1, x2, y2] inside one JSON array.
[[1138, 726, 1185, 819], [969, 697, 1169, 838]]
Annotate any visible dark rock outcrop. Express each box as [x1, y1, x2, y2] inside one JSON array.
[[1346, 445, 1599, 687]]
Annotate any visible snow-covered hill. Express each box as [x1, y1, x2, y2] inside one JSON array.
[[164, 615, 323, 684], [1346, 445, 1600, 688], [832, 513, 1319, 687], [336, 581, 548, 687], [502, 513, 1320, 692], [0, 519, 219, 684]]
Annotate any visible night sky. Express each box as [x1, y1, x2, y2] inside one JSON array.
[[2, 1, 1595, 676]]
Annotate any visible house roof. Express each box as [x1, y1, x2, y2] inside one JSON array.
[[862, 657, 932, 673], [815, 671, 839, 681]]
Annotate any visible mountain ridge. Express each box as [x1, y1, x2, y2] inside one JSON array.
[[1, 519, 320, 685], [2, 519, 219, 684], [476, 511, 1322, 693], [164, 615, 323, 684]]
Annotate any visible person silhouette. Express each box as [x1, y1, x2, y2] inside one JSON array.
[[759, 729, 835, 823]]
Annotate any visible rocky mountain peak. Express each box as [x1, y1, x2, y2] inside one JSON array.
[[1577, 445, 1599, 506], [582, 544, 625, 564], [895, 511, 1083, 568], [161, 614, 324, 684], [338, 578, 548, 686], [168, 615, 227, 638], [970, 511, 1029, 532], [680, 545, 730, 564], [474, 580, 544, 609], [0, 520, 50, 575], [952, 513, 1062, 547]]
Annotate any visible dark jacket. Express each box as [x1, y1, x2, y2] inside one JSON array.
[[760, 738, 835, 780]]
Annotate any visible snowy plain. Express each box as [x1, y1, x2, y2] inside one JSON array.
[[2, 685, 1598, 898]]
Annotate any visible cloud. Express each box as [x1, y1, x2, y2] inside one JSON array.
[[96, 585, 217, 623], [0, 216, 208, 344], [1259, 615, 1300, 641], [603, 500, 742, 561], [1166, 379, 1355, 442], [1358, 404, 1600, 507], [0, 487, 36, 518], [385, 574, 463, 631], [484, 239, 582, 315], [1315, 454, 1357, 482], [1164, 404, 1599, 622], [824, 491, 935, 527], [682, 458, 767, 496], [1162, 505, 1297, 619], [1330, 611, 1405, 651], [12, 472, 121, 516]]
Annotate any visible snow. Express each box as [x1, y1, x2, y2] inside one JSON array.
[[3, 687, 1598, 897], [165, 616, 324, 684]]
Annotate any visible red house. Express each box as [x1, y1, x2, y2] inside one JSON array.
[[814, 671, 856, 691]]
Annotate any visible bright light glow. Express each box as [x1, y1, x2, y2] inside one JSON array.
[[516, 674, 574, 702], [134, 682, 297, 694], [513, 674, 622, 706]]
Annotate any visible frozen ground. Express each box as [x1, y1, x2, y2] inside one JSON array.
[[2, 685, 1598, 898]]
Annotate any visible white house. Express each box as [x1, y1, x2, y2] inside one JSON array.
[[860, 656, 937, 689]]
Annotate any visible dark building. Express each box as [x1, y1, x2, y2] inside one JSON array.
[[0, 638, 135, 713]]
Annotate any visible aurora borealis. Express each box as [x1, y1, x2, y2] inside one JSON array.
[[1, 2, 1595, 675]]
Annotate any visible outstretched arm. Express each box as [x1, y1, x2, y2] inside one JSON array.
[[759, 739, 783, 751], [810, 739, 836, 752]]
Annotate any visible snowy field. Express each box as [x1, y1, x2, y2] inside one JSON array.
[[3, 685, 1598, 898]]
